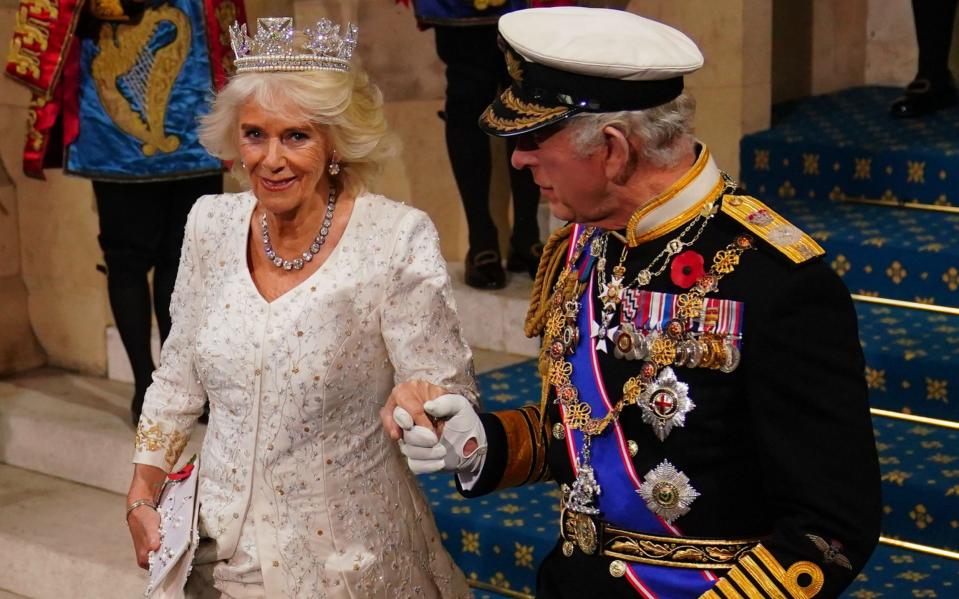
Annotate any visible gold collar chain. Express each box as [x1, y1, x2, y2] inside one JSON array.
[[544, 233, 756, 439]]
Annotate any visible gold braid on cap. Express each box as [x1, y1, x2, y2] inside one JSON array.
[[229, 17, 357, 73]]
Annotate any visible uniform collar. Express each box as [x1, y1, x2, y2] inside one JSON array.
[[624, 144, 725, 247]]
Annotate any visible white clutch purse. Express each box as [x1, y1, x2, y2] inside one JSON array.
[[145, 455, 201, 599]]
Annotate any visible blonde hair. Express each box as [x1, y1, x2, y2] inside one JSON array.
[[198, 68, 396, 196]]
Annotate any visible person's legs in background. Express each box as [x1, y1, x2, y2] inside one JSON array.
[[891, 0, 959, 117], [95, 180, 165, 426], [153, 175, 222, 343], [505, 134, 542, 278], [95, 175, 222, 426], [435, 24, 507, 289]]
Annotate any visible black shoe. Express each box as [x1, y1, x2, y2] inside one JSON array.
[[506, 241, 544, 278], [890, 78, 959, 118], [465, 248, 506, 290]]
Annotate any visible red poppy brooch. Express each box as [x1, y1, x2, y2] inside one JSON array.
[[670, 250, 705, 289]]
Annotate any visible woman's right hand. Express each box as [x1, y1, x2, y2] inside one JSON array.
[[128, 503, 162, 569], [127, 463, 168, 570]]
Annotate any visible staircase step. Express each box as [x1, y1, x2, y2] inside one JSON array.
[[0, 369, 202, 495], [761, 194, 959, 306], [841, 541, 958, 598], [856, 301, 959, 421], [740, 85, 959, 209], [872, 415, 959, 552], [0, 464, 146, 598], [444, 263, 539, 358]]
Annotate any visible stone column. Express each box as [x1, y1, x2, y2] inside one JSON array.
[[1, 0, 109, 375], [624, 0, 773, 179]]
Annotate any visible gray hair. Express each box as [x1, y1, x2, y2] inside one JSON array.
[[198, 68, 397, 196], [565, 90, 696, 169]]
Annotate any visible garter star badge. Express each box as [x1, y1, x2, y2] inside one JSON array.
[[639, 367, 694, 441], [637, 460, 699, 523]]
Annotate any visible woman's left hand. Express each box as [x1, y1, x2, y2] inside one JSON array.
[[380, 380, 447, 439]]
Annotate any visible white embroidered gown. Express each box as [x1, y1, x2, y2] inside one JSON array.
[[133, 191, 475, 598]]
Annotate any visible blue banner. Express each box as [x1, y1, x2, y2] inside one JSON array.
[[67, 0, 221, 180]]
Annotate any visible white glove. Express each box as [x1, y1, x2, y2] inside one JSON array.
[[395, 394, 487, 475]]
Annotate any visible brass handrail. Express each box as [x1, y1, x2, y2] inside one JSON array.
[[838, 196, 959, 215], [870, 408, 959, 431], [880, 536, 959, 561], [851, 294, 959, 316], [468, 580, 534, 599]]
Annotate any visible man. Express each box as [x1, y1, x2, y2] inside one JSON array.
[[384, 7, 881, 598]]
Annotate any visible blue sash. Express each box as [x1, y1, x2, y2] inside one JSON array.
[[561, 228, 718, 597], [66, 0, 221, 181]]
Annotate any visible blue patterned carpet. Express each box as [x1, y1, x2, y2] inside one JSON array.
[[737, 85, 959, 413], [758, 196, 959, 306], [857, 302, 959, 421], [739, 86, 959, 208], [419, 360, 959, 598], [843, 543, 958, 599]]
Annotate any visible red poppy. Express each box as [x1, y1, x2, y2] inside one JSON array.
[[670, 250, 705, 288], [168, 462, 195, 481]]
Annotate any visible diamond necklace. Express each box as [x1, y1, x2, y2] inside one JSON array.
[[260, 186, 337, 271]]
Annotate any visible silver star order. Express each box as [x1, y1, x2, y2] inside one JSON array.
[[639, 366, 694, 441], [637, 460, 699, 523]]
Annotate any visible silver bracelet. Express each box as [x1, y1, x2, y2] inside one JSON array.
[[125, 498, 157, 523]]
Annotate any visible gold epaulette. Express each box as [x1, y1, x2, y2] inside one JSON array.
[[721, 195, 824, 264], [524, 224, 573, 338]]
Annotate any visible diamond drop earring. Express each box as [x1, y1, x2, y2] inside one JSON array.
[[327, 150, 340, 176]]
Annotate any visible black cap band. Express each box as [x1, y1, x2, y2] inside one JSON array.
[[521, 59, 685, 113]]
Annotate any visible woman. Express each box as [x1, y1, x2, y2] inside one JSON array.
[[125, 16, 475, 598]]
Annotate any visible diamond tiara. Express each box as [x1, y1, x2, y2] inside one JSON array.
[[229, 17, 358, 74]]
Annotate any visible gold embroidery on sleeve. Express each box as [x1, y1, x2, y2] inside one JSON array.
[[135, 420, 188, 472]]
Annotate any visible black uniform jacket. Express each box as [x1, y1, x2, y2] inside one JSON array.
[[460, 180, 882, 598]]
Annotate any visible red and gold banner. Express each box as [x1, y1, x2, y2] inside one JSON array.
[[20, 30, 79, 179], [204, 0, 246, 91], [6, 0, 84, 95]]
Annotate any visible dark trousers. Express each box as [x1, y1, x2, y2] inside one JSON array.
[[434, 25, 541, 254], [93, 175, 222, 394], [913, 0, 959, 83]]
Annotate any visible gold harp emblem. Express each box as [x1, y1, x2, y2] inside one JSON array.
[[91, 5, 191, 156]]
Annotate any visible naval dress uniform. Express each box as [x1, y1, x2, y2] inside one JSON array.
[[461, 145, 882, 598], [456, 7, 883, 598]]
